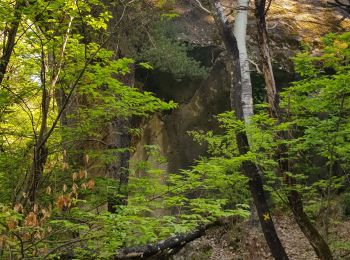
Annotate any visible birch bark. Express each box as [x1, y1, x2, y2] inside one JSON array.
[[208, 1, 288, 258], [234, 0, 253, 122]]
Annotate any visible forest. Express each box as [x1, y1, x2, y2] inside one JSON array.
[[0, 0, 350, 259]]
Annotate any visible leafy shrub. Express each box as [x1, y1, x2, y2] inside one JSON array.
[[341, 193, 350, 218]]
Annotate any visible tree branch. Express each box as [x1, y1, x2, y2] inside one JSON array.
[[192, 0, 211, 14]]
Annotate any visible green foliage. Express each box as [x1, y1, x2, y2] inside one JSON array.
[[0, 0, 182, 258], [341, 193, 350, 218], [1, 0, 350, 257], [184, 32, 350, 227], [281, 32, 350, 184], [273, 33, 350, 225], [140, 19, 209, 79]]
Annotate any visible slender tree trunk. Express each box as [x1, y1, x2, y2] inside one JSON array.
[[234, 0, 253, 123], [106, 118, 131, 212], [18, 17, 74, 207], [234, 0, 259, 226], [254, 1, 333, 259], [254, 0, 278, 118], [106, 60, 134, 212], [18, 53, 50, 206], [0, 0, 22, 85], [209, 1, 288, 259], [288, 190, 333, 260]]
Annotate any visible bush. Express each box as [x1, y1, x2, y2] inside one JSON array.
[[341, 193, 350, 218]]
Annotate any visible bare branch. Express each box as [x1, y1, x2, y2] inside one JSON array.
[[264, 0, 273, 16], [192, 0, 211, 14], [247, 58, 262, 74]]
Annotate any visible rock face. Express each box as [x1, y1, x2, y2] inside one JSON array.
[[131, 0, 350, 174], [132, 52, 231, 172]]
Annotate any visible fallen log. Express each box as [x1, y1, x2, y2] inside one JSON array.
[[115, 222, 219, 259]]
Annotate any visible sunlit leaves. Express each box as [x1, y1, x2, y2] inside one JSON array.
[[0, 0, 178, 257]]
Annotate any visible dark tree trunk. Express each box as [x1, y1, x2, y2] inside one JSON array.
[[106, 117, 131, 212], [254, 1, 333, 259], [288, 190, 334, 260], [0, 0, 22, 85], [106, 59, 134, 212], [26, 144, 48, 204], [209, 1, 288, 259]]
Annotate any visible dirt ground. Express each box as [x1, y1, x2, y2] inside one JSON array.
[[172, 214, 350, 260]]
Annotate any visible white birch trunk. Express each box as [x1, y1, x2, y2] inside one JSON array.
[[233, 0, 258, 223], [209, 2, 289, 258], [234, 0, 253, 123]]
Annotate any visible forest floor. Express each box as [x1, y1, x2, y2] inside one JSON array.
[[172, 214, 350, 260]]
